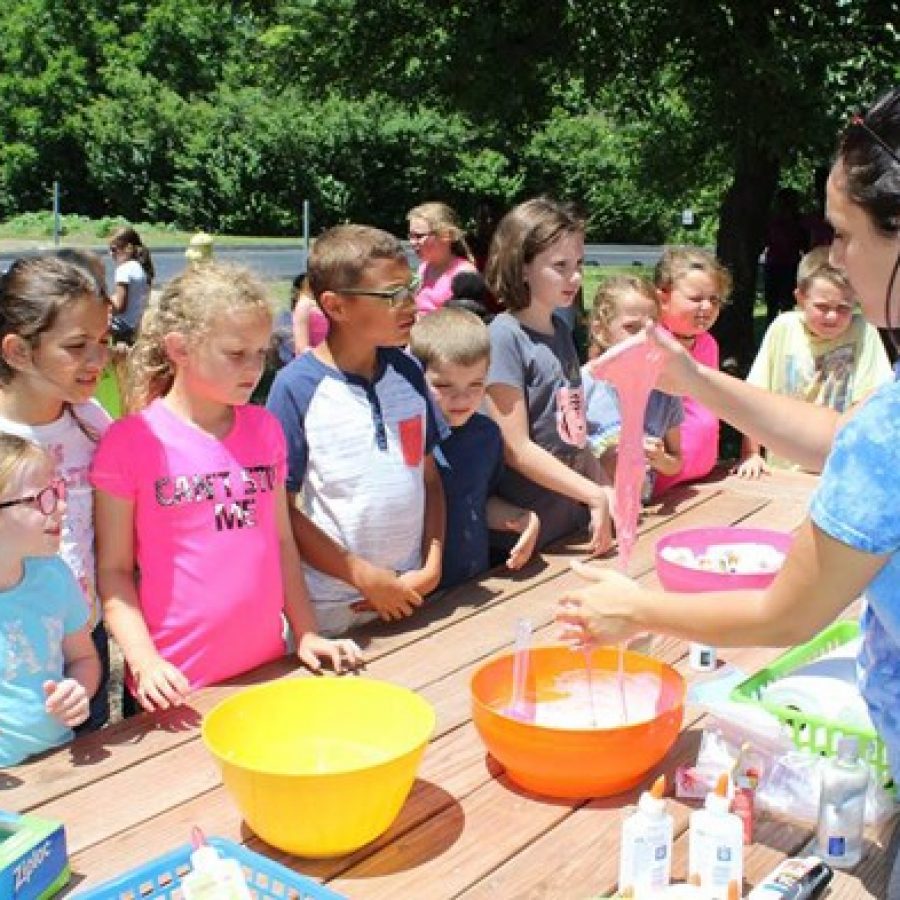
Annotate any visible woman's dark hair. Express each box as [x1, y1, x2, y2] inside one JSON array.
[[838, 87, 900, 237], [109, 226, 155, 283]]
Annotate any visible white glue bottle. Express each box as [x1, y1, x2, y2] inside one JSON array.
[[181, 828, 253, 900], [688, 773, 743, 900], [816, 736, 869, 869], [618, 774, 673, 898]]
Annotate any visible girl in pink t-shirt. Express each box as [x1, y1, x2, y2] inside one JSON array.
[[653, 246, 732, 493], [91, 263, 361, 714], [407, 202, 477, 315]]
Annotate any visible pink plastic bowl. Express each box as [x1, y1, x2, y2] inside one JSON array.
[[655, 526, 793, 593]]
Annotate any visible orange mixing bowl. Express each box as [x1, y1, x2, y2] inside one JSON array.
[[471, 645, 685, 798]]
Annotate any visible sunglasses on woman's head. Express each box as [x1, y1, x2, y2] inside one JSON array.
[[0, 479, 66, 515], [849, 115, 900, 166]]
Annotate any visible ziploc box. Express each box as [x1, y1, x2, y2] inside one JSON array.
[[0, 811, 69, 899]]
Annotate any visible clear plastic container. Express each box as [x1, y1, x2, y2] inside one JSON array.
[[816, 736, 869, 868]]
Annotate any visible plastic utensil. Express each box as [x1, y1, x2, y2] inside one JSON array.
[[506, 618, 534, 721]]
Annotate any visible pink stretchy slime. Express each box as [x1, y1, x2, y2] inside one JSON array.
[[587, 333, 665, 573]]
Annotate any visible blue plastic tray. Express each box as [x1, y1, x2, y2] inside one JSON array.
[[74, 836, 346, 899]]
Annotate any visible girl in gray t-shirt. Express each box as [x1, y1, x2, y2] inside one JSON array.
[[484, 199, 613, 553]]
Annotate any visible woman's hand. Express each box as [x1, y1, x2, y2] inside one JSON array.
[[556, 563, 643, 647], [647, 323, 700, 397], [296, 633, 364, 673]]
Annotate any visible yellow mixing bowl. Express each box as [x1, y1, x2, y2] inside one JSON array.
[[202, 677, 435, 857]]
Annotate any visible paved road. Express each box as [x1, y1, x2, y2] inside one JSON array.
[[0, 243, 663, 285]]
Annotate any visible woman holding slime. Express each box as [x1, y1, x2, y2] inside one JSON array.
[[557, 87, 900, 885]]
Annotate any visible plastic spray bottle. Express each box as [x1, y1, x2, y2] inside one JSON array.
[[816, 736, 869, 869], [181, 828, 253, 900], [688, 773, 743, 900], [618, 775, 673, 898]]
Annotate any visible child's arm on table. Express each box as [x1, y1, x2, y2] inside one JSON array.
[[43, 627, 101, 728], [557, 518, 886, 649], [736, 433, 768, 479], [95, 490, 190, 711], [275, 486, 363, 671], [645, 424, 682, 477], [485, 382, 612, 554], [486, 497, 540, 570], [288, 500, 423, 620], [398, 454, 445, 597]]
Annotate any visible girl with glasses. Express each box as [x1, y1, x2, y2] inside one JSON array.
[[0, 434, 100, 765], [407, 201, 477, 316], [0, 255, 112, 732]]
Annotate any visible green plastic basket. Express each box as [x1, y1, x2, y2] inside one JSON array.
[[730, 619, 891, 787]]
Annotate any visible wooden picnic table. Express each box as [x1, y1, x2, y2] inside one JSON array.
[[5, 469, 894, 898]]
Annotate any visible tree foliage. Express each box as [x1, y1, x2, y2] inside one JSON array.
[[1, 0, 898, 354]]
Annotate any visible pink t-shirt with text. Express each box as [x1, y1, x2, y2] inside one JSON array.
[[415, 256, 477, 315], [90, 401, 287, 690], [655, 330, 720, 494]]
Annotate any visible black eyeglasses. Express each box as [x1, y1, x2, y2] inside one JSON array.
[[849, 115, 900, 166], [0, 479, 66, 515], [335, 277, 420, 308]]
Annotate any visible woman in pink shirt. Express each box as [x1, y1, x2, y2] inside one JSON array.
[[91, 263, 360, 714], [407, 202, 477, 315], [653, 246, 732, 494]]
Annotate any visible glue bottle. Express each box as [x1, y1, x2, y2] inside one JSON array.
[[688, 773, 743, 900], [618, 774, 673, 898], [816, 736, 869, 869], [181, 828, 253, 900]]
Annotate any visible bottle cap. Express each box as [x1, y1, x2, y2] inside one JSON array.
[[638, 776, 667, 816], [705, 773, 732, 813]]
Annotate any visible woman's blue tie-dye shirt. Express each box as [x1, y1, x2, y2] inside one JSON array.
[[811, 378, 900, 781]]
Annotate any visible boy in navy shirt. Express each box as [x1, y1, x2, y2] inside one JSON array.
[[409, 308, 539, 589], [268, 225, 446, 635]]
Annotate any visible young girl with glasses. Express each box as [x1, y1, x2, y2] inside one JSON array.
[[91, 262, 361, 716], [0, 434, 100, 765], [407, 201, 477, 316], [0, 255, 113, 732]]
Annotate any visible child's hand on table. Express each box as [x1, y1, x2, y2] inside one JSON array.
[[735, 452, 768, 479], [556, 563, 644, 647], [355, 562, 423, 621], [131, 655, 191, 711], [296, 633, 364, 673], [588, 486, 614, 556], [505, 510, 541, 571], [43, 678, 90, 727]]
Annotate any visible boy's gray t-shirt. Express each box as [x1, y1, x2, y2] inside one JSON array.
[[487, 311, 583, 456]]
